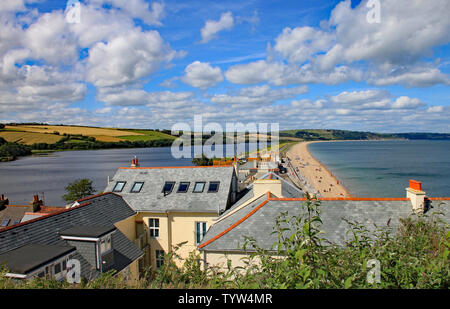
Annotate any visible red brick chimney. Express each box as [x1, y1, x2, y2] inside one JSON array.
[[131, 156, 140, 168], [30, 195, 43, 212], [0, 194, 8, 210], [406, 179, 426, 213]]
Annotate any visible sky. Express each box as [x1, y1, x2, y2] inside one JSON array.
[[0, 0, 449, 133]]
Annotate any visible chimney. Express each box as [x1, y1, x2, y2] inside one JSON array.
[[131, 156, 140, 168], [30, 194, 43, 212], [406, 180, 426, 214], [253, 179, 282, 198], [0, 194, 9, 210]]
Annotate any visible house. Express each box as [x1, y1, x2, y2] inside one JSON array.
[[0, 194, 61, 230], [0, 193, 143, 282], [104, 160, 238, 270], [198, 179, 450, 270]]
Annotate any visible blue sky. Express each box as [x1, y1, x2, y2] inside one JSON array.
[[0, 0, 449, 132]]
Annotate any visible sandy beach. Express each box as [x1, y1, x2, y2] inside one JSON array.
[[286, 141, 351, 198]]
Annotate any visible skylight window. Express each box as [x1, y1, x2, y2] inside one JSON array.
[[1, 219, 10, 227], [177, 182, 190, 193], [208, 182, 220, 193], [162, 181, 175, 195], [112, 181, 126, 192], [131, 182, 144, 193], [193, 182, 205, 193]]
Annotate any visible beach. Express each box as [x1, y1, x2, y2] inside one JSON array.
[[286, 141, 351, 198]]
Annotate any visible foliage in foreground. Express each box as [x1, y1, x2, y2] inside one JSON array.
[[1, 196, 448, 289]]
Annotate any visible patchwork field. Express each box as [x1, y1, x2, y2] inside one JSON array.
[[0, 131, 63, 145], [1, 125, 176, 145], [7, 125, 143, 137], [119, 129, 176, 141]]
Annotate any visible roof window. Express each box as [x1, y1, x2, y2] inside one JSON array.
[[112, 181, 126, 192], [162, 181, 175, 195], [131, 182, 144, 193], [177, 182, 190, 193], [193, 182, 206, 193], [208, 182, 220, 193]]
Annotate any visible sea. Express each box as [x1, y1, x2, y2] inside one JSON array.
[[308, 140, 450, 198]]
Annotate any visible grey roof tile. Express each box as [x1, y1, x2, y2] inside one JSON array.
[[104, 166, 236, 213], [0, 193, 142, 279], [200, 198, 450, 252]]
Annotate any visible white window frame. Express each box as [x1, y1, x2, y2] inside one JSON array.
[[149, 218, 160, 238], [195, 221, 208, 245]]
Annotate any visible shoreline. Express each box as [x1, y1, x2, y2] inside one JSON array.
[[287, 141, 352, 197]]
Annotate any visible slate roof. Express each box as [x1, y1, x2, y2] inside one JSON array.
[[0, 193, 142, 279], [199, 196, 450, 252], [0, 205, 29, 229], [104, 166, 236, 213], [0, 244, 76, 275], [60, 225, 116, 238]]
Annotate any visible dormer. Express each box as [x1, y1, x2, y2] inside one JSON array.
[[60, 225, 116, 272]]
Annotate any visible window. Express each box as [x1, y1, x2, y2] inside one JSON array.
[[62, 260, 67, 271], [54, 263, 61, 274], [149, 218, 159, 238], [195, 222, 207, 245], [155, 250, 164, 269], [162, 181, 175, 195], [193, 182, 205, 193], [112, 181, 126, 192], [131, 182, 144, 193], [177, 182, 190, 193], [100, 235, 112, 254], [1, 219, 10, 227], [208, 182, 220, 193]]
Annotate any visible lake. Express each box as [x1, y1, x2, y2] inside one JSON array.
[[308, 140, 450, 197], [0, 143, 256, 206]]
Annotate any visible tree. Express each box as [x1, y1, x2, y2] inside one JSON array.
[[0, 142, 32, 158], [0, 124, 5, 129], [192, 154, 213, 166], [63, 178, 96, 203]]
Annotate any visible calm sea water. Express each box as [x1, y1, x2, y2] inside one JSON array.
[[0, 144, 256, 206], [308, 140, 450, 197]]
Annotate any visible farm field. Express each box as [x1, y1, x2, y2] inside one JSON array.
[[1, 125, 177, 145], [119, 129, 176, 141], [0, 131, 63, 145], [6, 125, 143, 137]]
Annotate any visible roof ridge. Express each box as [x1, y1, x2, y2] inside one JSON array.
[[76, 191, 120, 202]]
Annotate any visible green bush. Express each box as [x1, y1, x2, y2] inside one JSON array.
[[152, 195, 449, 289], [0, 142, 32, 158]]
